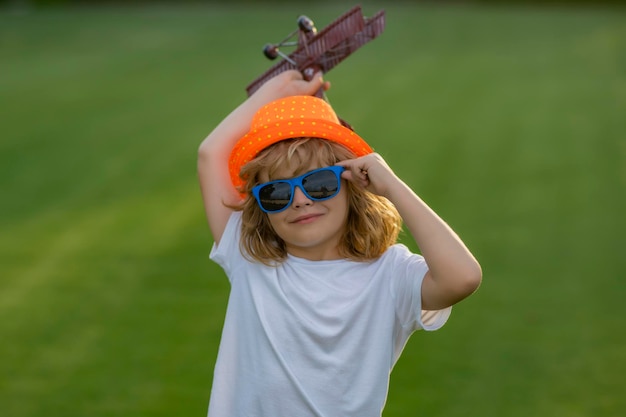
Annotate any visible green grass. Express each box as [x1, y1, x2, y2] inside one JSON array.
[[1, 3, 625, 416]]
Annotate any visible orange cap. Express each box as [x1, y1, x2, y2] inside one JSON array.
[[229, 95, 373, 190]]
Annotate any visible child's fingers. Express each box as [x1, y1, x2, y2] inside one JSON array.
[[337, 153, 396, 196], [339, 162, 370, 188], [303, 72, 327, 95]]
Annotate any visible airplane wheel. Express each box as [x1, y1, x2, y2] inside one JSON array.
[[297, 16, 316, 33], [263, 44, 279, 60]]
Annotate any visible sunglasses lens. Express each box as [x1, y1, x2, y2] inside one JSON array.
[[258, 181, 292, 212], [303, 169, 340, 199]]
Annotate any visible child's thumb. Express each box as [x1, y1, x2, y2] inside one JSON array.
[[306, 72, 326, 93]]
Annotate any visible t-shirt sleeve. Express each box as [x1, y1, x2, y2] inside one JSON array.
[[209, 211, 243, 280], [388, 244, 452, 332]]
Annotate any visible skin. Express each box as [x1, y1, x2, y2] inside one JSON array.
[[262, 165, 350, 261], [198, 70, 482, 310]]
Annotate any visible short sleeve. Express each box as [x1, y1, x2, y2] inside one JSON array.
[[209, 211, 243, 279], [387, 245, 452, 332]]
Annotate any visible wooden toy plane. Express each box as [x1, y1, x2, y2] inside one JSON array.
[[246, 5, 385, 98]]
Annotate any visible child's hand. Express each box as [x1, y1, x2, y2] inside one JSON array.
[[337, 153, 399, 199], [252, 70, 329, 102]]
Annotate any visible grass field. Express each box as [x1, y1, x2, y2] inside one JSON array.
[[1, 2, 625, 416]]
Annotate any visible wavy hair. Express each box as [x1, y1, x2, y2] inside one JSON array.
[[231, 138, 402, 265]]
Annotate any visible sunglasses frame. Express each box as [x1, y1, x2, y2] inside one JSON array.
[[252, 166, 346, 214]]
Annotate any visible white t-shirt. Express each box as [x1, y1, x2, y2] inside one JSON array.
[[208, 212, 451, 417]]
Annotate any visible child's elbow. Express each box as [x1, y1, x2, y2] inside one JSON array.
[[425, 263, 482, 310], [198, 140, 213, 158], [460, 260, 482, 297], [198, 140, 222, 167]]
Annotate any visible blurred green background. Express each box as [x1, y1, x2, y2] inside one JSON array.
[[1, 1, 625, 416]]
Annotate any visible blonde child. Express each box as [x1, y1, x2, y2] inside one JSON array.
[[198, 70, 481, 416]]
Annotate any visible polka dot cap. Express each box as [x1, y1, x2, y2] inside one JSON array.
[[229, 95, 373, 190]]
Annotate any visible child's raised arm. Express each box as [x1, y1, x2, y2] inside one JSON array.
[[198, 70, 327, 244], [338, 153, 482, 310]]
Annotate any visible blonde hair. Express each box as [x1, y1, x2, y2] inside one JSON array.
[[233, 138, 402, 265]]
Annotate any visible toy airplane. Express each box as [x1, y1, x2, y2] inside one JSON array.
[[246, 5, 385, 98]]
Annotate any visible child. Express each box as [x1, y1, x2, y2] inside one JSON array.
[[198, 70, 482, 416]]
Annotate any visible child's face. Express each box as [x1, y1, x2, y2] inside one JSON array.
[[262, 164, 349, 261]]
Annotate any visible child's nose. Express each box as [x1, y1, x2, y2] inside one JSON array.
[[292, 186, 312, 208]]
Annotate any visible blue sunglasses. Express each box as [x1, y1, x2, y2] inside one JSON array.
[[252, 166, 346, 213]]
